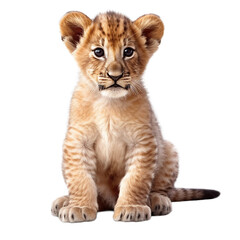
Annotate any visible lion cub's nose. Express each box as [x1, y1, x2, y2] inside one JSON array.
[[107, 73, 123, 82], [107, 61, 124, 82]]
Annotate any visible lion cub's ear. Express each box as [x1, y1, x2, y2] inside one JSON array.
[[134, 14, 164, 55], [60, 11, 92, 53]]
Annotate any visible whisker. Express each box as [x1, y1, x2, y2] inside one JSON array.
[[130, 80, 144, 96], [130, 84, 138, 96]]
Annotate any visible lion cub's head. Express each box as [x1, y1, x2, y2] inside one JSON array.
[[60, 11, 164, 98]]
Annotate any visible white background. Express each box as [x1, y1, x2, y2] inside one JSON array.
[[0, 0, 239, 239]]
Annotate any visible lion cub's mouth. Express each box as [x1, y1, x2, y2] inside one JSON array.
[[98, 84, 130, 91]]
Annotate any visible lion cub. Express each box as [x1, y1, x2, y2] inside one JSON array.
[[51, 11, 219, 222]]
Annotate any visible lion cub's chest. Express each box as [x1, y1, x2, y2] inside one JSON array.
[[94, 112, 127, 170]]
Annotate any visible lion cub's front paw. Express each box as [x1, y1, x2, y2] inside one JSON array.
[[51, 196, 69, 216], [58, 206, 97, 223], [113, 205, 151, 222]]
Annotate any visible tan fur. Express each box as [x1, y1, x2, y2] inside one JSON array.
[[51, 11, 219, 222]]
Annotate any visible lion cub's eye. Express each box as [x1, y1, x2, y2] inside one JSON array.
[[124, 47, 135, 58], [93, 48, 105, 58]]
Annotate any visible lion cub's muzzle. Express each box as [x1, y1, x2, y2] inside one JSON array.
[[98, 73, 131, 91], [98, 61, 131, 91]]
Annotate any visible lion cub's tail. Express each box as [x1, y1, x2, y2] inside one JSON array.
[[167, 188, 220, 202]]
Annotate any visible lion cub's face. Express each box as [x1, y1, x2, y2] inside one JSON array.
[[60, 12, 164, 98]]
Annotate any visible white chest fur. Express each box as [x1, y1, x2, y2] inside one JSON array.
[[94, 112, 127, 170], [92, 97, 131, 170]]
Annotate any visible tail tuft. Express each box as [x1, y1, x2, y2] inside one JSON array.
[[202, 189, 220, 199], [167, 188, 220, 202]]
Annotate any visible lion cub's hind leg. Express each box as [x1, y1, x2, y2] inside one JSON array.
[[150, 141, 179, 216], [150, 193, 172, 216]]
